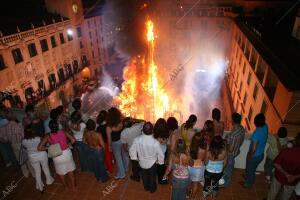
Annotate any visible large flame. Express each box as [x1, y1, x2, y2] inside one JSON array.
[[115, 19, 172, 122]]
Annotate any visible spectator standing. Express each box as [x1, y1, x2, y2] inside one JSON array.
[[0, 111, 30, 177], [38, 120, 76, 191], [242, 113, 268, 188], [212, 108, 225, 137], [22, 105, 45, 137], [167, 117, 180, 153], [188, 131, 206, 200], [180, 114, 197, 148], [266, 132, 300, 200], [70, 111, 88, 171], [163, 139, 191, 200], [83, 119, 109, 182], [203, 136, 227, 198], [153, 118, 169, 184], [130, 122, 164, 193], [121, 117, 144, 181], [264, 127, 288, 183], [106, 107, 128, 179], [96, 110, 113, 173], [22, 125, 54, 192], [223, 113, 245, 187]]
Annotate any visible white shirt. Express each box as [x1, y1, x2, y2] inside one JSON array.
[[70, 123, 86, 141], [129, 133, 164, 169], [121, 122, 144, 149]]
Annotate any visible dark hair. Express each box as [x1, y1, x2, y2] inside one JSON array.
[[96, 110, 107, 125], [167, 117, 178, 131], [277, 127, 287, 138], [49, 120, 59, 133], [24, 124, 35, 139], [106, 107, 122, 127], [71, 111, 82, 124], [254, 113, 266, 127], [123, 117, 133, 128], [212, 108, 221, 122], [50, 109, 59, 120], [25, 104, 34, 114], [86, 119, 96, 131], [56, 105, 64, 115], [72, 98, 81, 111], [143, 122, 153, 135], [232, 112, 242, 124], [184, 114, 197, 129], [190, 130, 206, 160], [209, 136, 225, 160], [154, 118, 169, 139], [175, 139, 186, 154], [203, 120, 214, 135], [295, 132, 300, 147]]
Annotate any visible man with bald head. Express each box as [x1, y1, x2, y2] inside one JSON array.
[[129, 122, 164, 193]]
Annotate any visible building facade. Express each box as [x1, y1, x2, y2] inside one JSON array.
[[0, 0, 108, 111], [227, 20, 300, 137]]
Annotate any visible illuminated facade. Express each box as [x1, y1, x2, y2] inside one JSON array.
[[0, 0, 107, 110]]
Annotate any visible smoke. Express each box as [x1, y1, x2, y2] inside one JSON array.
[[102, 0, 152, 57]]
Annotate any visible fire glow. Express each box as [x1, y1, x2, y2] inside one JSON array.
[[115, 19, 175, 121]]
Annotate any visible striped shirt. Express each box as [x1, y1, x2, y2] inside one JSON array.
[[227, 124, 245, 157]]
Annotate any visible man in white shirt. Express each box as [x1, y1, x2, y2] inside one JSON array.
[[121, 117, 144, 181], [129, 122, 164, 193]]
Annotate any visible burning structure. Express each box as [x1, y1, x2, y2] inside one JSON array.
[[115, 19, 176, 122]]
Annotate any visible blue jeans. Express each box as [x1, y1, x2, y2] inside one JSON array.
[[171, 176, 190, 200], [112, 140, 129, 178], [245, 154, 264, 187], [75, 141, 88, 171], [223, 154, 235, 187], [0, 143, 18, 167], [90, 148, 109, 182]]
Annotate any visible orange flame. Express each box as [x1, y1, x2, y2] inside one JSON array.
[[115, 19, 172, 121]]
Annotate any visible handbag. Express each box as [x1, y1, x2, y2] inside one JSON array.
[[48, 143, 62, 158]]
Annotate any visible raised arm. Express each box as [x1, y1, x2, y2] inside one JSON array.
[[38, 135, 49, 151], [65, 131, 76, 144]]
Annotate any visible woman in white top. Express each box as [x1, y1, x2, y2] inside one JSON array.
[[69, 111, 87, 171], [22, 125, 54, 192]]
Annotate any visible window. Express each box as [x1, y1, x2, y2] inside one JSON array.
[[80, 41, 84, 49], [12, 48, 23, 64], [250, 48, 257, 69], [90, 42, 93, 47], [27, 43, 37, 57], [40, 39, 49, 52], [89, 32, 92, 39], [59, 33, 65, 44], [247, 72, 252, 85], [95, 29, 98, 36], [243, 92, 248, 105], [261, 100, 268, 115], [256, 58, 266, 84], [76, 27, 82, 38], [67, 33, 73, 41], [242, 62, 246, 74], [248, 106, 253, 122], [253, 84, 259, 100], [92, 51, 95, 58], [96, 39, 99, 44], [50, 36, 57, 48], [264, 69, 278, 102], [98, 48, 100, 56], [0, 54, 6, 70]]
